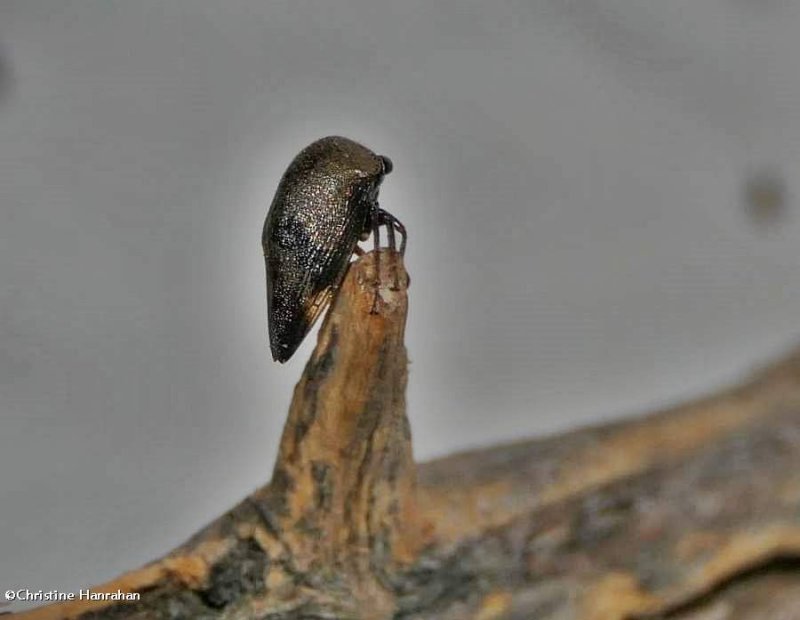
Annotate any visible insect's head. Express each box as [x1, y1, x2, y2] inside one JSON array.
[[380, 155, 393, 176], [364, 154, 393, 204]]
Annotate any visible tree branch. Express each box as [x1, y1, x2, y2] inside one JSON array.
[[9, 250, 800, 619]]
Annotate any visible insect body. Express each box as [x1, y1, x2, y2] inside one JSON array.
[[263, 136, 406, 363]]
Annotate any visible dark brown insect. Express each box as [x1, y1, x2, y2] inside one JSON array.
[[262, 136, 406, 363]]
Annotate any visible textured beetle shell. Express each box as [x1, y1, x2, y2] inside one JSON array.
[[263, 136, 386, 362]]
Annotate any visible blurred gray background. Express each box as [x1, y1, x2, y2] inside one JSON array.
[[2, 0, 800, 609]]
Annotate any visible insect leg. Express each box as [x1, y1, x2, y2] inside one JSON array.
[[385, 217, 397, 249], [382, 218, 400, 291], [394, 218, 407, 256], [377, 209, 407, 256], [370, 203, 382, 314], [376, 209, 407, 290]]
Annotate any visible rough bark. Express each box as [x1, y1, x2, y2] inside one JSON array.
[[8, 250, 800, 620]]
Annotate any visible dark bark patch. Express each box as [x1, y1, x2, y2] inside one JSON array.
[[199, 539, 268, 609]]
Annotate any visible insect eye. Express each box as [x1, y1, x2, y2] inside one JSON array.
[[380, 155, 393, 175]]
